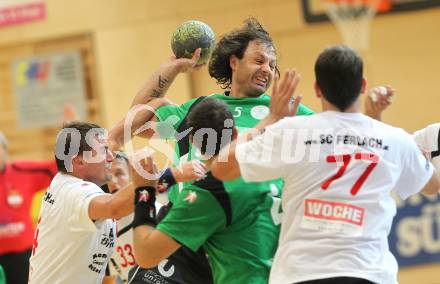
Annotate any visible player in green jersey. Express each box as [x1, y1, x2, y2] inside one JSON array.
[[130, 74, 302, 283], [109, 18, 311, 284], [108, 18, 314, 203]]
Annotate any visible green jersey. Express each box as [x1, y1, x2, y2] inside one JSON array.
[[157, 173, 283, 284], [155, 92, 314, 203], [0, 265, 5, 284]]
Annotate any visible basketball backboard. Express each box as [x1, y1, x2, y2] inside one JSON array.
[[302, 0, 440, 23]]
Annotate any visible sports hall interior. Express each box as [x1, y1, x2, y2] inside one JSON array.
[[0, 1, 438, 283]]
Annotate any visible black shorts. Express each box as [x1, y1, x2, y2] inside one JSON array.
[[0, 248, 32, 284], [295, 277, 375, 284]]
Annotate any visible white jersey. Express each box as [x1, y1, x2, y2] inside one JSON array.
[[107, 213, 134, 282], [29, 173, 116, 284], [236, 111, 434, 284], [413, 123, 440, 173]]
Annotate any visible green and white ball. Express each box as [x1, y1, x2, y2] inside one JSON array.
[[171, 20, 215, 65]]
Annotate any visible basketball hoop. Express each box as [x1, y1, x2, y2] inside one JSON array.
[[324, 0, 391, 52]]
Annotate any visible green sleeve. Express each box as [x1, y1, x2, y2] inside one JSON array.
[[297, 103, 315, 116], [0, 265, 5, 284], [155, 98, 199, 139], [156, 188, 226, 252]]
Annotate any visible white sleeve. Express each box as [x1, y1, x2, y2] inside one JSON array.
[[236, 122, 289, 182], [65, 183, 107, 232], [394, 132, 434, 200], [413, 123, 440, 172], [413, 123, 440, 153]]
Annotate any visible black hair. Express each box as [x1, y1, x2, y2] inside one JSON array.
[[315, 45, 364, 111], [186, 98, 234, 157], [209, 17, 280, 90]]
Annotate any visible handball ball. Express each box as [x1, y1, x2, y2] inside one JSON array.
[[171, 20, 215, 66]]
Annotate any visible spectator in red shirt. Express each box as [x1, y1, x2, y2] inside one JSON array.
[[0, 131, 57, 284]]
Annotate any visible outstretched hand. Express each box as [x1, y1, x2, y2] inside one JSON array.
[[269, 69, 302, 121]]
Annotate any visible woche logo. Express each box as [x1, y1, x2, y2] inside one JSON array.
[[304, 199, 365, 226]]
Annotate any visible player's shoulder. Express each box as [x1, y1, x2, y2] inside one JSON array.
[[158, 96, 203, 113], [177, 96, 203, 109], [185, 173, 224, 194], [186, 173, 264, 206], [180, 173, 228, 203], [208, 92, 226, 99], [368, 118, 418, 152], [268, 112, 318, 131], [54, 173, 103, 194], [370, 117, 411, 136], [414, 123, 440, 139]]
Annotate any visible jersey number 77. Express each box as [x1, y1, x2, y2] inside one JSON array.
[[321, 153, 379, 196]]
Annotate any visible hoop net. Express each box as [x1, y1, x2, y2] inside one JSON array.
[[324, 0, 391, 52]]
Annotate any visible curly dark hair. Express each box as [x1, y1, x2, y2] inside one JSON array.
[[208, 18, 280, 90]]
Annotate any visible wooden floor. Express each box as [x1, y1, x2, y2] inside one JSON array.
[[399, 263, 440, 284]]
